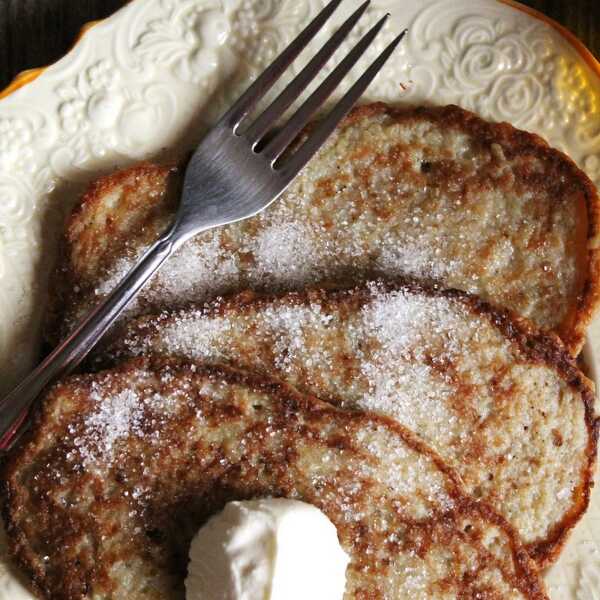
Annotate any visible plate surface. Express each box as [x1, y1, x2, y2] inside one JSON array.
[[0, 0, 599, 597]]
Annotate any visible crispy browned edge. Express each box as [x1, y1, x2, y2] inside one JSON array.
[[111, 277, 599, 567], [47, 103, 600, 355], [2, 357, 549, 600], [44, 162, 179, 347]]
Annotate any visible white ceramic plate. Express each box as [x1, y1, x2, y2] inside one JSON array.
[[0, 0, 599, 597]]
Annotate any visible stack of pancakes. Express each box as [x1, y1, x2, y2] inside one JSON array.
[[4, 104, 600, 599]]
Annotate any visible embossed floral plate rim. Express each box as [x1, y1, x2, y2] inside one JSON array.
[[1, 0, 599, 101], [0, 0, 599, 599]]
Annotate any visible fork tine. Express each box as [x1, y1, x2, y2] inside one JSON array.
[[278, 29, 407, 180], [244, 1, 371, 146], [221, 0, 345, 129], [262, 13, 390, 162]]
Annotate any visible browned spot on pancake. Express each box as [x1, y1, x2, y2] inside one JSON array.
[[552, 429, 564, 447]]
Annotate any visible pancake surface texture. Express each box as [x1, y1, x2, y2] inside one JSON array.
[[49, 104, 600, 354], [104, 281, 598, 566], [3, 359, 548, 600]]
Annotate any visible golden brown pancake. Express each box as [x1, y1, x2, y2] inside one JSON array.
[[47, 104, 600, 355], [102, 280, 599, 566], [3, 358, 548, 600]]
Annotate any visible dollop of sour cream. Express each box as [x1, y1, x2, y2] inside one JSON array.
[[185, 499, 350, 600]]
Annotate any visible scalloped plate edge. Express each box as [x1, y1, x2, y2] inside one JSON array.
[[0, 0, 598, 102]]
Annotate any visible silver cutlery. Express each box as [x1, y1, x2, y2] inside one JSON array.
[[0, 0, 406, 449]]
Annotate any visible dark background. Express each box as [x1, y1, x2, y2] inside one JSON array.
[[0, 0, 599, 90]]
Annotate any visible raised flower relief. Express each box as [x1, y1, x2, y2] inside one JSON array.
[[58, 61, 123, 132], [438, 23, 548, 125], [440, 20, 542, 101], [54, 60, 177, 171], [444, 19, 534, 91], [134, 0, 233, 85], [487, 73, 544, 126], [0, 180, 31, 236], [318, 8, 411, 102], [0, 109, 51, 177], [200, 0, 315, 123], [542, 56, 600, 185], [554, 58, 600, 140], [555, 59, 598, 115], [0, 118, 36, 174], [0, 117, 55, 267], [407, 2, 557, 107], [56, 60, 124, 159], [229, 0, 312, 71]]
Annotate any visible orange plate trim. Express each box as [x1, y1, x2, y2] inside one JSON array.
[[0, 20, 101, 100]]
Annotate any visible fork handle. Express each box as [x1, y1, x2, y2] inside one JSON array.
[[0, 231, 178, 450]]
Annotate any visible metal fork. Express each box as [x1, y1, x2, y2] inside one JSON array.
[[0, 0, 406, 448]]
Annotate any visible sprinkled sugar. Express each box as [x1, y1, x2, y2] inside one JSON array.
[[355, 285, 474, 440], [376, 240, 461, 281], [360, 284, 464, 358], [72, 374, 185, 468], [260, 303, 334, 372], [119, 284, 488, 449], [160, 313, 232, 362], [251, 222, 326, 288], [75, 385, 145, 466], [95, 231, 239, 313]]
